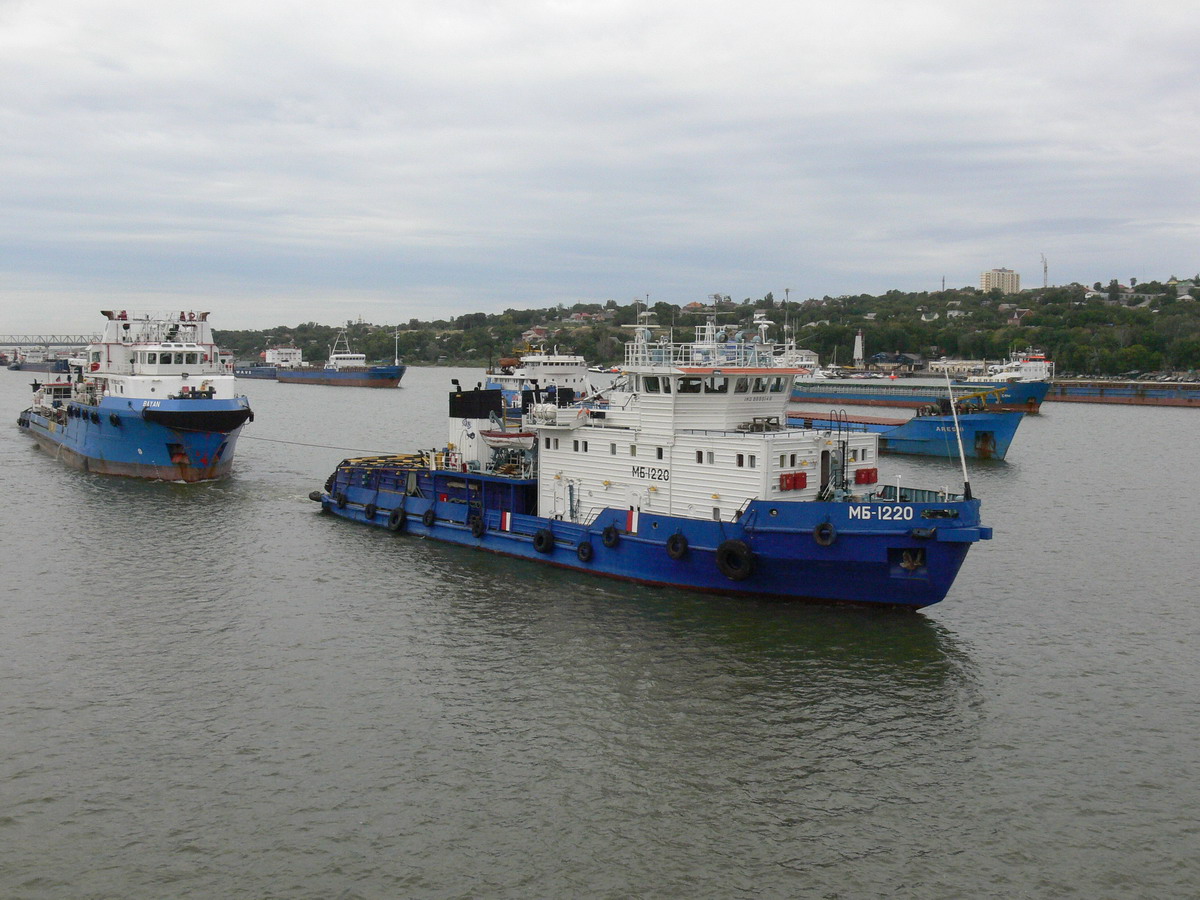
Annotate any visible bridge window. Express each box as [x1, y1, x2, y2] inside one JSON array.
[[752, 377, 767, 393], [704, 377, 728, 393], [769, 376, 784, 392], [146, 353, 157, 364], [678, 377, 702, 393], [643, 376, 660, 393], [185, 353, 198, 365], [733, 377, 749, 393]]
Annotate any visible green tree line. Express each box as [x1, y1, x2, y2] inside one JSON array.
[[215, 281, 1200, 375]]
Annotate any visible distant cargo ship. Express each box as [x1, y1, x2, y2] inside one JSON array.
[[276, 332, 405, 388], [1044, 380, 1200, 407]]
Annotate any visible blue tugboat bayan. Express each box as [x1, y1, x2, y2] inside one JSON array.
[[312, 324, 992, 608], [17, 310, 254, 481]]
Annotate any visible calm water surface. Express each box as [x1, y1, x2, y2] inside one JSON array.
[[1, 367, 1197, 899]]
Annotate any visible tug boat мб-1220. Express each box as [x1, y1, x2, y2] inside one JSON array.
[[312, 323, 992, 608]]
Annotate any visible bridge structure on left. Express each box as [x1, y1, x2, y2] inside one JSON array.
[[0, 334, 101, 347]]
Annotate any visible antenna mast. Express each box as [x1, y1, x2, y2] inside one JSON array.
[[1041, 253, 1048, 288]]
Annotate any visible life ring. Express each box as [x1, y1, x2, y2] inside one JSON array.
[[601, 525, 620, 548], [666, 533, 689, 560], [364, 503, 378, 519], [387, 508, 407, 531], [576, 540, 594, 563], [109, 413, 120, 426], [422, 507, 436, 528], [813, 522, 837, 547], [470, 515, 485, 538], [533, 528, 555, 553], [335, 492, 347, 508], [90, 362, 100, 371], [715, 540, 755, 581]]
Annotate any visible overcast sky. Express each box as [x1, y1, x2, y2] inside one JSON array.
[[3, 0, 1197, 332]]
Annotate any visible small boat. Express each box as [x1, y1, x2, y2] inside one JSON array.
[[277, 331, 405, 388], [311, 321, 992, 609], [479, 429, 537, 451], [16, 309, 254, 481]]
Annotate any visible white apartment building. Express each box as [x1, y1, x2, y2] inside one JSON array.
[[981, 268, 1020, 293]]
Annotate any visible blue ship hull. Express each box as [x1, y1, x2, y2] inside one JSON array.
[[315, 460, 990, 609], [234, 366, 278, 379], [788, 410, 1023, 459], [278, 365, 405, 388], [791, 378, 1049, 412], [18, 395, 252, 481]]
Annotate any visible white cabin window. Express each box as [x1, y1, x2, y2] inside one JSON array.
[[779, 454, 786, 467], [90, 351, 101, 363], [661, 378, 671, 393], [630, 445, 637, 457], [553, 439, 559, 450], [707, 451, 714, 464], [146, 353, 157, 364], [737, 453, 745, 467], [610, 443, 617, 455], [733, 377, 750, 393], [582, 441, 588, 452], [573, 440, 579, 452], [790, 453, 797, 466], [752, 377, 768, 393], [643, 376, 660, 393], [748, 455, 757, 468], [704, 377, 728, 394], [678, 377, 702, 393], [656, 447, 664, 460], [696, 450, 704, 464], [545, 437, 551, 449], [769, 376, 784, 392]]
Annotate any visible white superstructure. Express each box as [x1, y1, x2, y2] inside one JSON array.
[[75, 310, 241, 402], [454, 323, 882, 525]]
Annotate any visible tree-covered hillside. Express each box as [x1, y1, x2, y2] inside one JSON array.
[[215, 279, 1200, 375]]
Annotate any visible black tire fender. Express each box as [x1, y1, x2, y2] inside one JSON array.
[[533, 528, 555, 553], [364, 503, 378, 519], [601, 525, 619, 548], [813, 522, 837, 547], [715, 540, 755, 581], [470, 515, 485, 538], [576, 540, 594, 563], [388, 508, 407, 532], [422, 507, 436, 528], [335, 492, 348, 509], [666, 533, 688, 560]]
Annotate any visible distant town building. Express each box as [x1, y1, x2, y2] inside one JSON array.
[[981, 268, 1020, 293]]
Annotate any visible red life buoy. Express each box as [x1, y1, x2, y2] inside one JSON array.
[[89, 362, 100, 371]]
